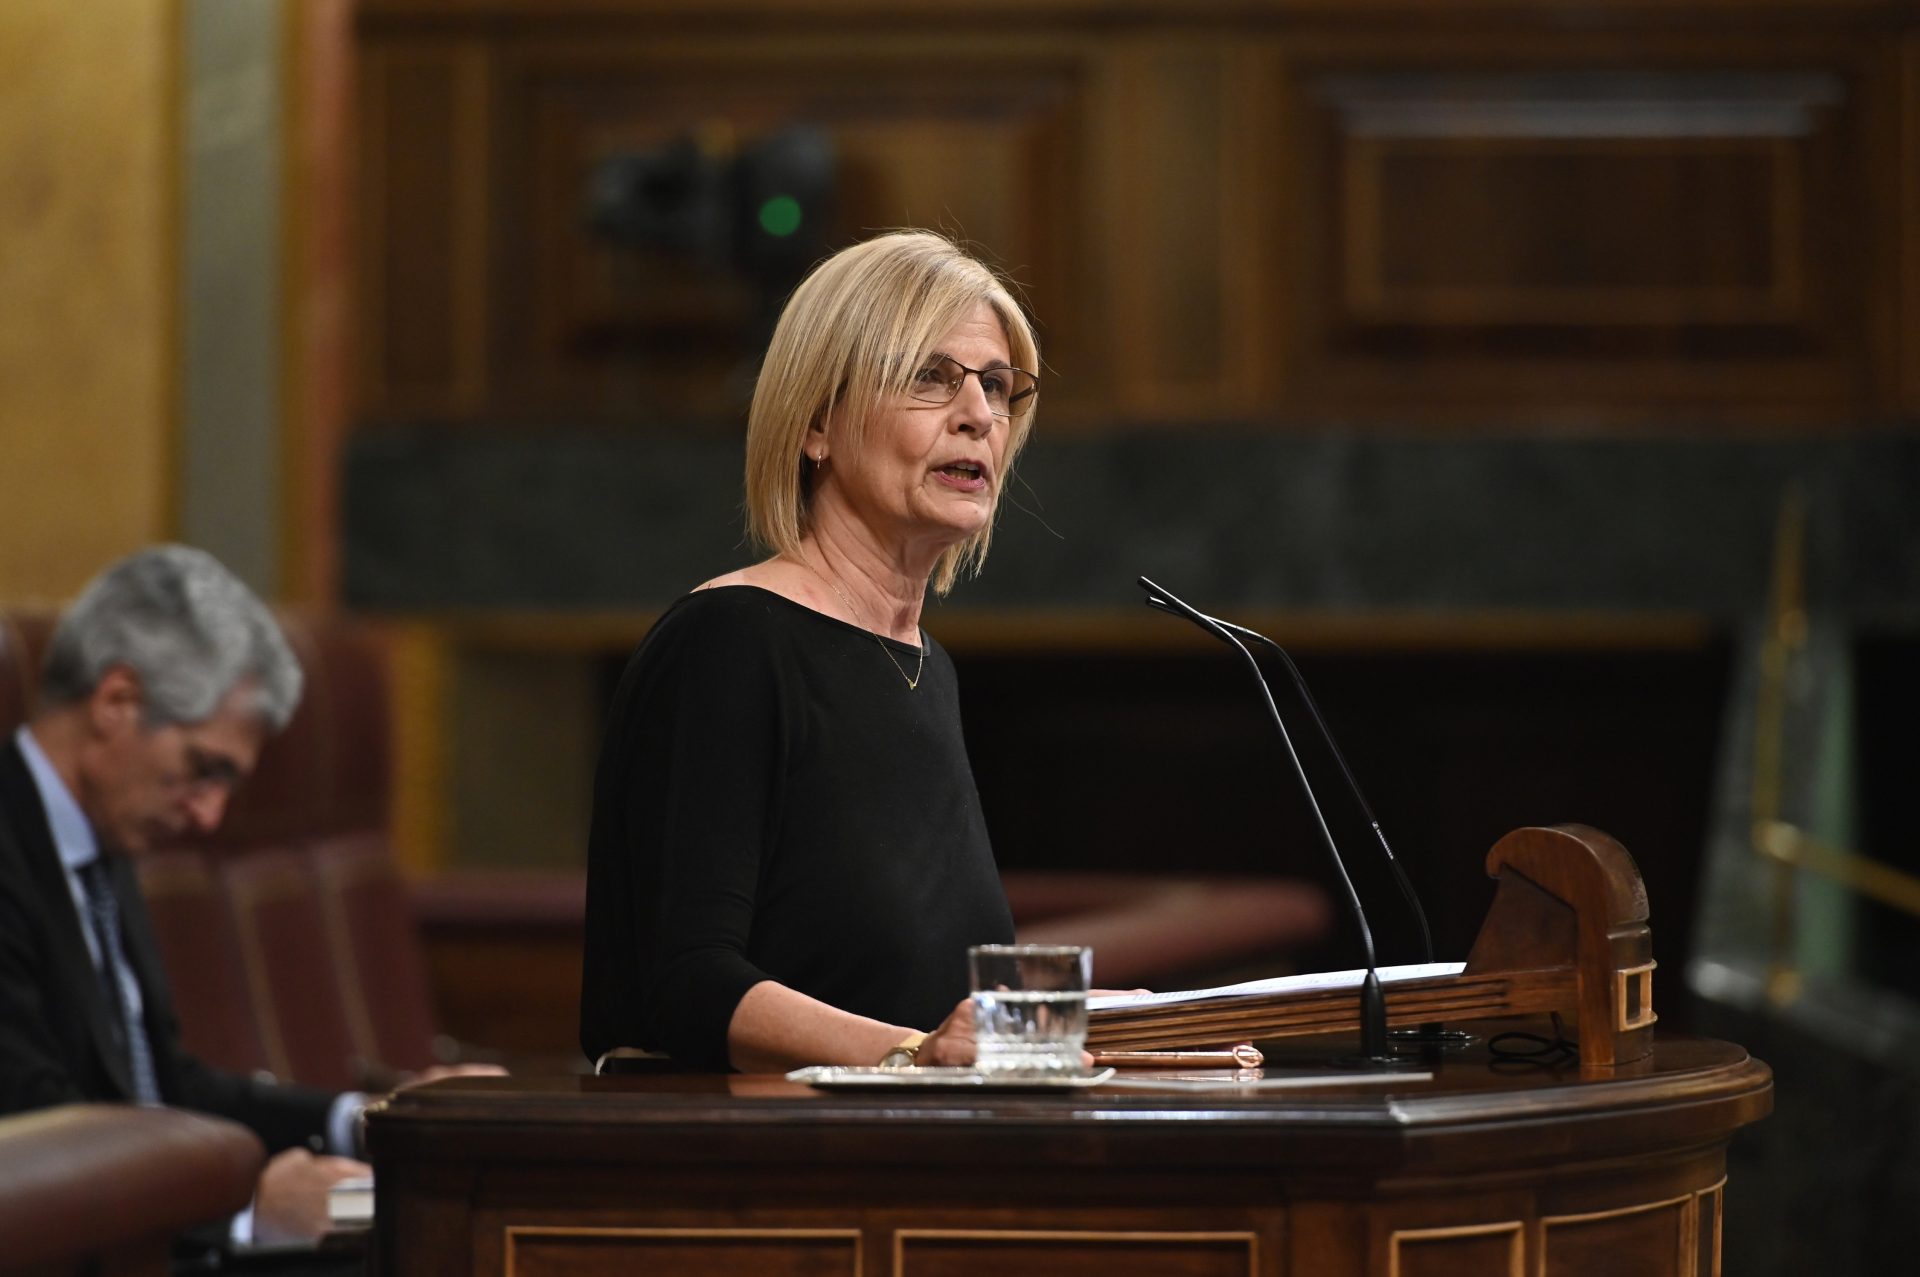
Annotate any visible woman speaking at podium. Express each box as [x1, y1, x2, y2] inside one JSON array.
[[581, 231, 1041, 1073]]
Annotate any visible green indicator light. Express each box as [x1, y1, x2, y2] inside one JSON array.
[[758, 195, 803, 238]]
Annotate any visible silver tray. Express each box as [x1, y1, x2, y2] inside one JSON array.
[[786, 1066, 1116, 1091]]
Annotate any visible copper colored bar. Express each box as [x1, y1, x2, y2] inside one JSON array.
[[1091, 1044, 1264, 1069]]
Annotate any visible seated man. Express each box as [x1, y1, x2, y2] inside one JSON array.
[[0, 546, 366, 1249]]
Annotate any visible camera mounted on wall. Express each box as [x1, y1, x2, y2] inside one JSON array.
[[584, 121, 834, 296]]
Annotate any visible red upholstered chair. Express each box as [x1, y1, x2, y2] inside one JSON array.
[[204, 618, 333, 853], [219, 848, 360, 1091], [1000, 872, 1176, 926], [308, 832, 442, 1080], [0, 612, 52, 739], [1005, 871, 1333, 990], [133, 849, 272, 1078], [307, 623, 393, 839], [0, 618, 32, 739], [0, 1105, 262, 1276]]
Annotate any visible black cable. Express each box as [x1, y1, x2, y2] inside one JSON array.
[[1486, 1012, 1577, 1067]]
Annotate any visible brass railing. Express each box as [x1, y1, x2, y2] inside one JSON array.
[[1751, 485, 1920, 1005]]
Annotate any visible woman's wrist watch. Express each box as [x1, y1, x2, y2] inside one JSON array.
[[878, 1032, 928, 1068]]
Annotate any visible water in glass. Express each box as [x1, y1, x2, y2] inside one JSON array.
[[973, 987, 1088, 1076]]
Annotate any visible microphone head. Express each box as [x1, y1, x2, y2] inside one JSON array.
[[1137, 575, 1200, 623], [1137, 575, 1177, 613]]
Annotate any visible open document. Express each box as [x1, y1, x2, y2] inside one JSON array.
[[1089, 961, 1467, 1012]]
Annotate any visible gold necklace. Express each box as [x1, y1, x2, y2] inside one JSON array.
[[802, 556, 924, 690]]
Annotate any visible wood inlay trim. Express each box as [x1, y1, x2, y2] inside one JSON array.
[[1539, 1190, 1692, 1229], [1696, 1178, 1727, 1277], [504, 1226, 863, 1277], [1388, 1220, 1523, 1277], [447, 41, 490, 414], [1615, 960, 1657, 1031], [892, 1228, 1258, 1277]]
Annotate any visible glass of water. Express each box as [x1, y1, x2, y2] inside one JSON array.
[[968, 944, 1092, 1077]]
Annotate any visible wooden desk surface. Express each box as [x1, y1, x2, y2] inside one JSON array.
[[369, 1027, 1770, 1277]]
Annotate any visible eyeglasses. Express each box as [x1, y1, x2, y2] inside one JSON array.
[[906, 355, 1039, 419], [175, 743, 244, 796]]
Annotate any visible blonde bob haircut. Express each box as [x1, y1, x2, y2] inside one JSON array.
[[744, 230, 1040, 596]]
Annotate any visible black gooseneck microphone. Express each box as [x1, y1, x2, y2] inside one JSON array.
[[1141, 595, 1436, 969], [1138, 575, 1395, 1062]]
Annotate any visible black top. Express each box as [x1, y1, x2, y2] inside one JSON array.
[[580, 586, 1015, 1070]]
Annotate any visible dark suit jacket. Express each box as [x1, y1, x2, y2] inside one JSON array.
[[0, 739, 335, 1152]]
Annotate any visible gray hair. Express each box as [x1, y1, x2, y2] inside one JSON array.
[[40, 545, 303, 732]]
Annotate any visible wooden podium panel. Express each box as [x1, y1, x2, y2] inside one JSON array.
[[368, 1031, 1769, 1277]]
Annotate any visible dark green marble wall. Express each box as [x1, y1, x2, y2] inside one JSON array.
[[344, 429, 1917, 621]]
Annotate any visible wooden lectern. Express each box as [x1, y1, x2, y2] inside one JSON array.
[[1090, 824, 1659, 1071], [368, 825, 1770, 1277]]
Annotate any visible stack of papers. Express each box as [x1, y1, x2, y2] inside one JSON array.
[[1089, 962, 1467, 1012], [327, 1175, 374, 1227]]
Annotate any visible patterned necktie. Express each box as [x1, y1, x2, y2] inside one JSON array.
[[75, 858, 162, 1105]]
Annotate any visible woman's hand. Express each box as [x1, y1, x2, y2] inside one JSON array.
[[915, 988, 1150, 1069], [915, 996, 978, 1067]]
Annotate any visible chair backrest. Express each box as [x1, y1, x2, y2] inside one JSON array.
[[207, 614, 393, 853], [309, 832, 440, 1078], [219, 847, 361, 1091], [0, 613, 51, 740], [134, 849, 272, 1077]]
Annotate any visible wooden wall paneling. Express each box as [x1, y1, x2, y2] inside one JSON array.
[[1835, 39, 1904, 416], [1276, 32, 1888, 425], [1023, 45, 1106, 432], [1102, 42, 1229, 421], [1903, 36, 1920, 415], [390, 621, 451, 874], [419, 921, 584, 1061], [1312, 67, 1842, 403], [1078, 45, 1134, 428], [1224, 46, 1290, 415], [1094, 41, 1284, 423], [348, 4, 1920, 431], [284, 0, 355, 603], [497, 43, 746, 420], [355, 37, 492, 418], [819, 42, 1092, 422], [1337, 130, 1806, 328], [482, 36, 1091, 424], [1086, 40, 1285, 424], [448, 646, 597, 869]]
